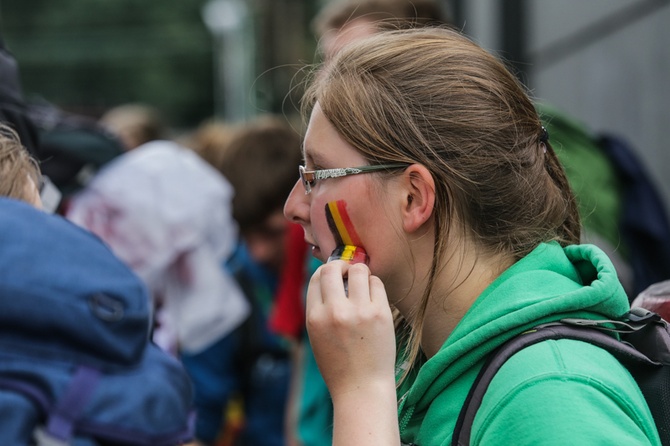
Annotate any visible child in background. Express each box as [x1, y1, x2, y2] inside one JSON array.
[[185, 115, 306, 446]]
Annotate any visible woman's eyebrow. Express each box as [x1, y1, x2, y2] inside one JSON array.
[[301, 142, 312, 162], [303, 149, 313, 164], [303, 150, 327, 167]]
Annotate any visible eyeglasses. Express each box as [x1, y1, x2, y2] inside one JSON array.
[[298, 164, 408, 194]]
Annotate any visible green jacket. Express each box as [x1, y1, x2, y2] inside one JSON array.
[[397, 242, 660, 445]]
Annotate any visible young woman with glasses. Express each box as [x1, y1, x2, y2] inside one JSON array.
[[283, 28, 660, 445]]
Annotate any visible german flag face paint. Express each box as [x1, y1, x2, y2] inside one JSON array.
[[325, 200, 361, 246], [325, 200, 369, 265]]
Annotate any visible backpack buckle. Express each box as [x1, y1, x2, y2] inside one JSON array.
[[33, 426, 70, 446]]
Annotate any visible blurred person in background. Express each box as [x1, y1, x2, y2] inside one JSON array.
[[66, 137, 250, 361], [0, 122, 196, 445], [187, 118, 237, 192], [100, 102, 167, 152], [26, 100, 123, 211], [185, 115, 309, 446], [313, 0, 451, 61]]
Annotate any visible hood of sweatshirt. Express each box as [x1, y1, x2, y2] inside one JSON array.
[[397, 242, 630, 443]]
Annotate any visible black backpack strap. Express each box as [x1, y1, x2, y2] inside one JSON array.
[[452, 320, 662, 446]]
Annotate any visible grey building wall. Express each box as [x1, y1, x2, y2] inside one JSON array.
[[463, 0, 670, 216]]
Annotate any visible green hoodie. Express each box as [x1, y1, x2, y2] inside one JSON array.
[[397, 242, 660, 445]]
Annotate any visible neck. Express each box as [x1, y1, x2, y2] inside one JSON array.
[[394, 239, 514, 359], [422, 256, 507, 357]]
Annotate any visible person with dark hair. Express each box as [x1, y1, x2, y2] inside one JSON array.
[[284, 28, 660, 445], [313, 0, 451, 61], [218, 116, 304, 272], [184, 115, 307, 446]]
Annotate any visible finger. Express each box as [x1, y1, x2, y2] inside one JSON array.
[[346, 262, 371, 303], [319, 260, 349, 301]]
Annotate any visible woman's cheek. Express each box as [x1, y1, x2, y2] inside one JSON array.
[[311, 197, 336, 252]]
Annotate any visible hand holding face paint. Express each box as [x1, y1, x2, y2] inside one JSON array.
[[307, 200, 395, 401], [305, 259, 397, 408], [305, 200, 397, 440], [328, 245, 369, 296], [327, 245, 369, 265]]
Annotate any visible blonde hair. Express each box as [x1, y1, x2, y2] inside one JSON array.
[[189, 119, 238, 173], [0, 123, 40, 202], [303, 27, 580, 379], [100, 103, 165, 150]]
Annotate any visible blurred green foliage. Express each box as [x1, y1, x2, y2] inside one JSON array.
[[1, 0, 319, 129]]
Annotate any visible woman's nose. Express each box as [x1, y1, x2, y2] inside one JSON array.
[[284, 179, 309, 224]]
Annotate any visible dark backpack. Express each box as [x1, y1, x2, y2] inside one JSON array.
[[597, 134, 670, 296], [453, 308, 670, 446], [27, 101, 124, 202], [0, 198, 194, 445]]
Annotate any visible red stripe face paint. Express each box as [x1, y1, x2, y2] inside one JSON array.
[[325, 200, 362, 247], [325, 200, 369, 265]]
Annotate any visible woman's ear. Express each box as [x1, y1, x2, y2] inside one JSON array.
[[400, 164, 435, 233]]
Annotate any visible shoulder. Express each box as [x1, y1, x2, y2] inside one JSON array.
[[474, 338, 658, 445]]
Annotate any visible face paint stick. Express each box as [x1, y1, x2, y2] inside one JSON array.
[[327, 244, 369, 265]]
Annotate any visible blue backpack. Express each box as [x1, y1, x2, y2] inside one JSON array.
[[0, 198, 194, 445]]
